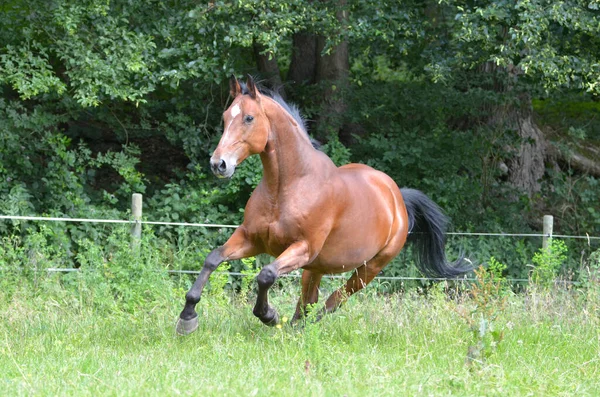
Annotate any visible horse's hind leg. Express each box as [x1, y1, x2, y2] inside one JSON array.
[[176, 227, 258, 336], [291, 270, 323, 325], [317, 254, 393, 321]]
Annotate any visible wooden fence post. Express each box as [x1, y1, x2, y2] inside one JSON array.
[[131, 193, 143, 246], [543, 215, 553, 250]]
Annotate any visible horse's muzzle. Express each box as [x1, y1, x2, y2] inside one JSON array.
[[210, 157, 235, 178]]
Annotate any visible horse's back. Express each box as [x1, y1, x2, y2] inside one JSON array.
[[335, 163, 406, 229], [337, 163, 401, 197]]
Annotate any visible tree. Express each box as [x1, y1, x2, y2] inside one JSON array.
[[2, 0, 600, 275], [429, 0, 600, 195]]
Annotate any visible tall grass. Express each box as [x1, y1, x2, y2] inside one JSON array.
[[1, 281, 599, 396], [1, 228, 599, 396]]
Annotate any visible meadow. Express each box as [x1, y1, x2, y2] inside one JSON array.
[[2, 275, 599, 397]]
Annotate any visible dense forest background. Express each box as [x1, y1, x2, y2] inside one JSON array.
[[1, 0, 599, 282]]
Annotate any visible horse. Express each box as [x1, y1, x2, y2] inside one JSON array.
[[176, 75, 472, 335]]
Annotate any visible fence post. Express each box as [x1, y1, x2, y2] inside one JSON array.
[[543, 215, 553, 250], [131, 193, 143, 246]]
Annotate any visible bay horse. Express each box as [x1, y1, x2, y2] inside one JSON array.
[[176, 75, 471, 335]]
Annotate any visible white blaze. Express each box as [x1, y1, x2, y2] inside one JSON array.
[[222, 104, 241, 141], [231, 104, 241, 118]]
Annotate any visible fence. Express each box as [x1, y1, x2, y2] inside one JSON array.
[[1, 193, 599, 283]]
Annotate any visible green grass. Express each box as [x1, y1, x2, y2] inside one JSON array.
[[1, 284, 599, 396]]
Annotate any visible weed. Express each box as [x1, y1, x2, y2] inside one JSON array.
[[580, 249, 600, 289], [580, 249, 600, 314], [458, 266, 506, 368], [238, 256, 259, 302], [205, 262, 231, 306], [531, 239, 568, 288]]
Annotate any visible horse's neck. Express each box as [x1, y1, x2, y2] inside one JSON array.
[[259, 100, 316, 194]]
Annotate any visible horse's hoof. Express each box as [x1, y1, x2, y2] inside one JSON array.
[[176, 316, 199, 336], [261, 310, 279, 327]]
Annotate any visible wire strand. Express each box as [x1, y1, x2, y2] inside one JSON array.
[[27, 267, 540, 284], [1, 214, 598, 239]]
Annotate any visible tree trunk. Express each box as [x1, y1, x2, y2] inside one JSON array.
[[253, 41, 284, 94], [287, 32, 317, 85], [315, 37, 348, 82], [284, 1, 349, 140], [507, 111, 546, 196], [477, 57, 547, 197], [313, 5, 349, 139], [489, 95, 546, 197]]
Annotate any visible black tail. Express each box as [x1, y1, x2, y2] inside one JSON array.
[[401, 188, 473, 278]]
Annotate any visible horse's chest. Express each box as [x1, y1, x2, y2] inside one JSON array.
[[262, 220, 294, 257], [245, 192, 313, 257], [248, 212, 297, 257]]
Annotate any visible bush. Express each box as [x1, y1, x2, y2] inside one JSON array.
[[0, 225, 177, 313], [531, 239, 568, 288]]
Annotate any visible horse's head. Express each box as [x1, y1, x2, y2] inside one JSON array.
[[210, 75, 269, 178]]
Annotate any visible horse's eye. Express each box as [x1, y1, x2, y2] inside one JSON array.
[[244, 115, 254, 123]]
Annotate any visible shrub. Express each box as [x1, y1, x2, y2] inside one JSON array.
[[0, 224, 176, 313], [531, 239, 568, 288]]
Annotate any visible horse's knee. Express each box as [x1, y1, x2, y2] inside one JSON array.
[[257, 266, 277, 289], [203, 248, 224, 271]]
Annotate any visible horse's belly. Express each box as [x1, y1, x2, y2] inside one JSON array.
[[305, 252, 375, 274], [304, 229, 386, 274]]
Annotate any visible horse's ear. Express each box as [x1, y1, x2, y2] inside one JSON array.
[[246, 74, 258, 100], [229, 75, 241, 97]]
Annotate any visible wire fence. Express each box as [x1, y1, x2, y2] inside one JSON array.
[[2, 214, 600, 242], [1, 210, 598, 285], [4, 214, 600, 239], [0, 215, 238, 229]]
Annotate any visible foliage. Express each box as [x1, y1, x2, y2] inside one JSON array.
[[483, 256, 510, 295], [238, 256, 260, 302], [0, 225, 175, 312], [73, 228, 174, 312], [1, 0, 600, 287], [434, 0, 600, 95], [0, 0, 340, 106], [544, 170, 600, 239], [205, 262, 232, 306], [320, 134, 352, 166], [531, 239, 569, 288], [580, 248, 600, 286]]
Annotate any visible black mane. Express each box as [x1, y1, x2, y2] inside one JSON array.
[[238, 81, 320, 149]]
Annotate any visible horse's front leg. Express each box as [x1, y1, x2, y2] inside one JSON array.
[[176, 227, 259, 335], [253, 241, 310, 326]]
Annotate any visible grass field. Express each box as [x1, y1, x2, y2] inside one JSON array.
[[1, 280, 599, 397]]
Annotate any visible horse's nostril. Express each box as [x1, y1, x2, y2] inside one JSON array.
[[210, 158, 227, 173]]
